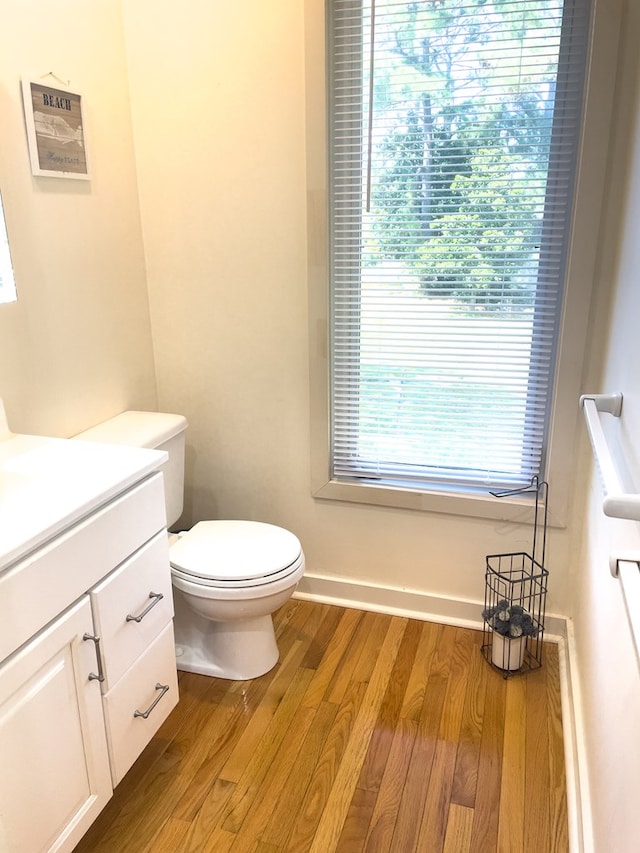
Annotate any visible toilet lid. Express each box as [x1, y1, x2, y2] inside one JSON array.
[[169, 520, 302, 584]]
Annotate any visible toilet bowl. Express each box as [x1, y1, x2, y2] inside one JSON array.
[[169, 520, 305, 679], [74, 411, 305, 680]]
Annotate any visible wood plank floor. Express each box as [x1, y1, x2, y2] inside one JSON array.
[[73, 599, 568, 853]]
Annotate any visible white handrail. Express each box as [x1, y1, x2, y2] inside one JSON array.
[[580, 393, 640, 522], [581, 393, 640, 667]]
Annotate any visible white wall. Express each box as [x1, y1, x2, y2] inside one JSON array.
[[571, 1, 640, 848], [0, 0, 157, 438]]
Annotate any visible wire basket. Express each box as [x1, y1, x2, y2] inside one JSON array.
[[481, 478, 549, 677]]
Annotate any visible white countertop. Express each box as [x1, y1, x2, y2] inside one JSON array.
[[0, 432, 167, 572]]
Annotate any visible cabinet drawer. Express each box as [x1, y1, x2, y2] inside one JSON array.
[[91, 531, 174, 691], [0, 473, 166, 664], [102, 622, 179, 786]]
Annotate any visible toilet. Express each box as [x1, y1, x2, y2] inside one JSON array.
[[74, 411, 305, 680]]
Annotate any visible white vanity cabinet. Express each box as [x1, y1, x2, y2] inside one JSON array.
[[0, 597, 112, 853], [0, 428, 179, 853]]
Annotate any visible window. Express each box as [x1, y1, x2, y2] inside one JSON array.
[[327, 0, 590, 496], [0, 192, 17, 304]]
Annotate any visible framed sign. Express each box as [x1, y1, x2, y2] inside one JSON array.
[[21, 79, 90, 179]]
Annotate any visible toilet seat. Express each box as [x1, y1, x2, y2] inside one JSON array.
[[169, 520, 303, 589]]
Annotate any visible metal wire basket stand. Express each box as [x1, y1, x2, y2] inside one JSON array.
[[481, 477, 549, 678]]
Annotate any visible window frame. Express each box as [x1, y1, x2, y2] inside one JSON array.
[[0, 191, 17, 305], [305, 0, 616, 526]]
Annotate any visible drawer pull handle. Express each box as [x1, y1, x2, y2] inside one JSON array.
[[126, 591, 164, 623], [82, 633, 105, 682], [134, 683, 170, 719]]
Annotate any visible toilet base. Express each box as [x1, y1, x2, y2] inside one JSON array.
[[173, 595, 280, 680]]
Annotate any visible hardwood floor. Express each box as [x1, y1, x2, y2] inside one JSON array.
[[73, 599, 568, 853]]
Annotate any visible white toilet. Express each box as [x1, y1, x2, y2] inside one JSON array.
[[75, 411, 305, 680]]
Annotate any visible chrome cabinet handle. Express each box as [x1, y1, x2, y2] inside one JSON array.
[[82, 633, 105, 682], [126, 591, 164, 623], [134, 683, 170, 719]]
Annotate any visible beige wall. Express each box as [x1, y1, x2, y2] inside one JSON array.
[[121, 0, 311, 537], [121, 0, 603, 617], [0, 0, 157, 438], [0, 0, 622, 616]]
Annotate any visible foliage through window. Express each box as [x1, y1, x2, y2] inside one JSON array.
[[328, 0, 590, 492]]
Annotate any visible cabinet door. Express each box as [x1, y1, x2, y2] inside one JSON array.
[[0, 598, 112, 853]]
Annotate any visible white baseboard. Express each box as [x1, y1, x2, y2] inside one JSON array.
[[293, 571, 589, 851], [294, 570, 567, 637], [559, 620, 593, 853]]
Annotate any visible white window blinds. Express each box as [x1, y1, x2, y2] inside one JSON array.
[[328, 0, 591, 492]]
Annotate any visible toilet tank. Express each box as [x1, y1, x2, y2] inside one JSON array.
[[74, 411, 188, 528]]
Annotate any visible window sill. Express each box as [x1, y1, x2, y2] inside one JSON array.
[[313, 477, 564, 528]]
